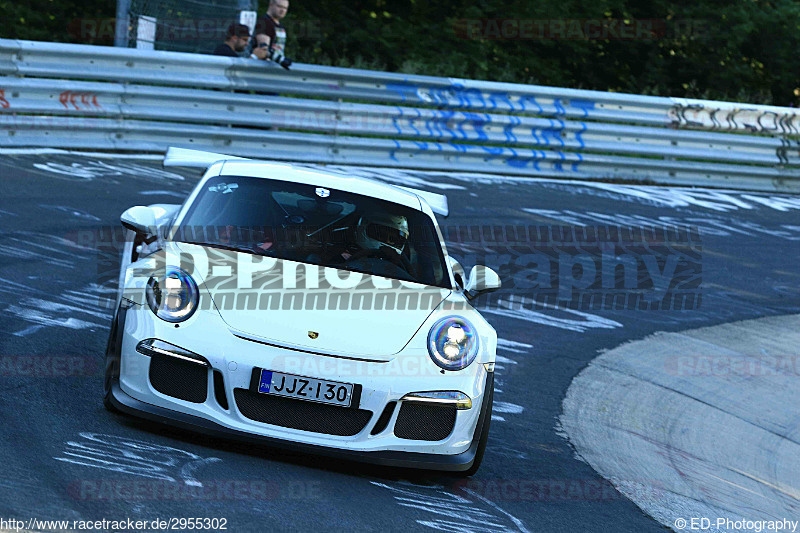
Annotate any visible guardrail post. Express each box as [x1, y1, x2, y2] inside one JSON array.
[[114, 0, 131, 48]]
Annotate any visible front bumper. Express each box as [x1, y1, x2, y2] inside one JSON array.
[[110, 372, 493, 471], [111, 305, 493, 471]]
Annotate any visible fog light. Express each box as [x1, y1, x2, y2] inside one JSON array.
[[400, 391, 472, 410], [136, 339, 209, 366]]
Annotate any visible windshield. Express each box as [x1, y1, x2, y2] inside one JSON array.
[[173, 175, 450, 288]]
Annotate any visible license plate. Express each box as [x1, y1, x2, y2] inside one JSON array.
[[257, 370, 353, 407]]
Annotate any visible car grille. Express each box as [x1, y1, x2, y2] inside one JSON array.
[[149, 354, 208, 403], [394, 402, 457, 441], [233, 388, 373, 436]]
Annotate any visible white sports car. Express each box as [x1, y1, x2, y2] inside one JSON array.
[[105, 148, 501, 475]]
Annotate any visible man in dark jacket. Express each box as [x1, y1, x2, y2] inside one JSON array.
[[213, 23, 253, 57]]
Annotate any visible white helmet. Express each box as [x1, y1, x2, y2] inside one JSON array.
[[356, 212, 409, 255]]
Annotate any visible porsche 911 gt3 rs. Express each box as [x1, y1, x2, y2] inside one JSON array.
[[104, 148, 501, 475]]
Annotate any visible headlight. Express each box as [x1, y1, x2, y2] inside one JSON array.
[[145, 267, 199, 323], [427, 316, 479, 371]]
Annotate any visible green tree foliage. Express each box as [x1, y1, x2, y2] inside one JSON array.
[[3, 0, 799, 105], [287, 0, 800, 105], [1, 0, 116, 44]]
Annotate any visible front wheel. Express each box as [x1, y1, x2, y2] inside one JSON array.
[[103, 310, 122, 413], [103, 357, 120, 413], [461, 383, 493, 477]]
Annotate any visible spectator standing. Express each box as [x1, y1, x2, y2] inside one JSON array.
[[253, 0, 292, 69], [213, 23, 256, 57]]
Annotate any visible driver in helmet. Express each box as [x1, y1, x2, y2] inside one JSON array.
[[354, 212, 409, 256], [321, 211, 416, 278], [336, 212, 410, 263]]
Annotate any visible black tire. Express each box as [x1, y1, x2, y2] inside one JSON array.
[[460, 382, 493, 477], [103, 360, 120, 413], [103, 310, 121, 413]]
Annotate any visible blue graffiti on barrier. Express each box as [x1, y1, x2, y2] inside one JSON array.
[[575, 122, 587, 149], [541, 119, 566, 147], [488, 92, 515, 112], [518, 95, 543, 114], [504, 115, 520, 144], [460, 112, 489, 141], [392, 106, 404, 136], [385, 83, 418, 104], [386, 81, 597, 124], [572, 152, 583, 172], [480, 145, 504, 162], [389, 139, 401, 161], [382, 82, 591, 174], [569, 99, 595, 118], [408, 108, 422, 138], [553, 150, 567, 172]]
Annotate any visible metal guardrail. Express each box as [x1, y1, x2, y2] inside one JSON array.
[[1, 38, 799, 191]]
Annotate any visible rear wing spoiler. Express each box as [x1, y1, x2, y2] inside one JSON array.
[[163, 147, 449, 217], [395, 187, 448, 218], [163, 147, 249, 168]]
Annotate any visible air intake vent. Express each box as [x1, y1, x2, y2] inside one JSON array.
[[370, 401, 397, 435], [234, 388, 372, 436], [394, 402, 457, 441], [149, 354, 208, 403], [213, 370, 229, 410]]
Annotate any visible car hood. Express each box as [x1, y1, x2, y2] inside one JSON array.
[[175, 243, 452, 360]]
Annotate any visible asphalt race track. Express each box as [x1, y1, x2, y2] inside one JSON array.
[[1, 150, 799, 532]]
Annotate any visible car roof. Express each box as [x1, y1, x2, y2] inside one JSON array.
[[217, 160, 424, 211], [163, 147, 448, 216]]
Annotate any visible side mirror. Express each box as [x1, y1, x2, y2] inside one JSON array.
[[464, 265, 501, 300], [120, 206, 157, 235], [446, 256, 466, 289]]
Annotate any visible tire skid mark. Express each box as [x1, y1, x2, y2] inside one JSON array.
[[0, 232, 94, 270], [315, 164, 467, 191], [32, 160, 186, 183], [491, 338, 529, 423], [496, 338, 533, 354], [5, 283, 114, 336], [371, 480, 529, 532], [527, 180, 800, 213], [54, 433, 221, 487], [523, 207, 800, 241], [139, 190, 188, 198], [38, 204, 102, 222], [485, 298, 622, 333]]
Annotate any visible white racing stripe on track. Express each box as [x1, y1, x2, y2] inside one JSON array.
[[54, 433, 221, 485], [560, 314, 800, 532], [497, 338, 533, 353], [371, 481, 529, 533], [485, 298, 622, 332], [491, 339, 530, 423], [0, 148, 163, 159]]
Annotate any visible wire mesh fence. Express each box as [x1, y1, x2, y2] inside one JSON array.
[[124, 0, 258, 54]]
